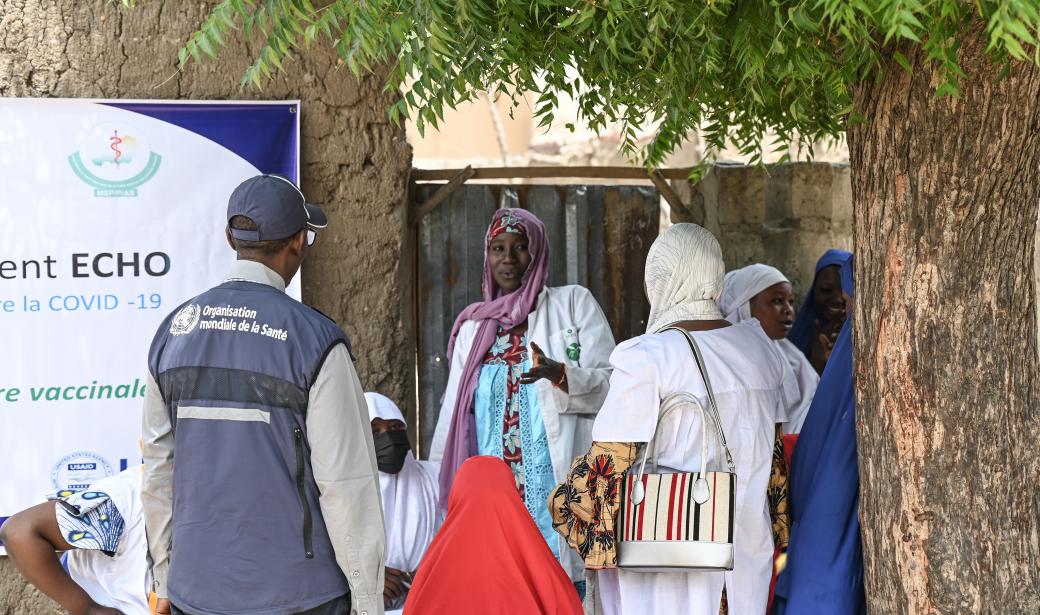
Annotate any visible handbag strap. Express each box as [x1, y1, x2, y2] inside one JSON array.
[[669, 327, 736, 473], [636, 392, 715, 474], [629, 327, 736, 506]]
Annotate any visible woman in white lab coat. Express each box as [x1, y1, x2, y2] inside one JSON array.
[[429, 208, 615, 585], [579, 223, 788, 615]]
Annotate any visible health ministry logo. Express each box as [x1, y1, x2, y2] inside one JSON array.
[[68, 122, 162, 197]]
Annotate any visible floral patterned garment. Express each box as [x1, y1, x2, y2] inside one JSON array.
[[484, 327, 531, 495], [475, 326, 559, 558], [769, 424, 791, 550], [721, 427, 790, 615], [548, 441, 638, 569]]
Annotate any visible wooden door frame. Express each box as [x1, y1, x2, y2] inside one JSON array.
[[404, 166, 692, 456]]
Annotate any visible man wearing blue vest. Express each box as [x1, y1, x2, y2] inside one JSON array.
[[142, 175, 385, 615]]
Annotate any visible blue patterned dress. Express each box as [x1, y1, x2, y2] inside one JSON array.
[[473, 326, 559, 558]]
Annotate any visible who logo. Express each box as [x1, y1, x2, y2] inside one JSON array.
[[68, 122, 162, 197]]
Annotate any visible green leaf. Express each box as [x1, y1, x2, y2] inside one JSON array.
[[210, 24, 226, 47], [934, 81, 960, 98], [893, 50, 913, 74], [559, 10, 579, 28], [898, 24, 921, 42], [265, 45, 284, 70], [197, 33, 216, 58], [1004, 36, 1028, 60], [142, 0, 1040, 167]]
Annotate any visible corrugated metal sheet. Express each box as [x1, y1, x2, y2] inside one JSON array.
[[415, 184, 659, 455]]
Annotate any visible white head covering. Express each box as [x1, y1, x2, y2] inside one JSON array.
[[645, 223, 726, 333], [718, 264, 790, 324], [366, 391, 406, 422], [364, 393, 440, 573]]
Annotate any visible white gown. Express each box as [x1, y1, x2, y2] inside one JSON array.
[[64, 467, 151, 615], [776, 338, 818, 434], [591, 321, 788, 615]]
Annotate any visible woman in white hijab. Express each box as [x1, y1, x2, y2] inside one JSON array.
[[364, 393, 441, 613], [718, 264, 818, 434], [578, 224, 789, 615]]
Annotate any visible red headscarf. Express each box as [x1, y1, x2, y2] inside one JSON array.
[[405, 457, 582, 615]]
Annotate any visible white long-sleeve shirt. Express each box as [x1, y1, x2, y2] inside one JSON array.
[[141, 260, 385, 615]]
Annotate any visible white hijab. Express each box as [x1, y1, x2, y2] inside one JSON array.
[[644, 223, 725, 333], [718, 264, 789, 324], [716, 265, 818, 433], [365, 392, 440, 572]]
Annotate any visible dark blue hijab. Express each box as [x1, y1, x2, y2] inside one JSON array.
[[788, 249, 852, 359], [774, 257, 865, 615]]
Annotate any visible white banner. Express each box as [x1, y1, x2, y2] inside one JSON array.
[[0, 99, 301, 540]]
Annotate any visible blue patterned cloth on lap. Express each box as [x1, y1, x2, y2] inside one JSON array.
[[52, 489, 124, 555]]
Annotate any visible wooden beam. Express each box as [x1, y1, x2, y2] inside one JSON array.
[[647, 170, 694, 221], [412, 165, 476, 222], [412, 166, 696, 181]]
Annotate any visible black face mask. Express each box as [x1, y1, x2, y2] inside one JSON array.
[[373, 430, 411, 474]]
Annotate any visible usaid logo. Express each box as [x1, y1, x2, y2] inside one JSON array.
[[50, 452, 113, 491]]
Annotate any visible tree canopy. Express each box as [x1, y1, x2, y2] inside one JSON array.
[[122, 0, 1040, 171]]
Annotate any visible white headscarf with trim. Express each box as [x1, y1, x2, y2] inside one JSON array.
[[644, 223, 725, 333], [365, 392, 440, 572]]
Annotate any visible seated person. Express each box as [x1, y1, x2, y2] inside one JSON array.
[[365, 393, 440, 612], [405, 456, 583, 614], [0, 465, 151, 615]]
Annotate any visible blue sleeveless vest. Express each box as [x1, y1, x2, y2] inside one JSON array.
[[148, 280, 351, 615]]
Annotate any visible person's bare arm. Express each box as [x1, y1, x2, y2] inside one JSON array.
[[383, 567, 407, 608], [0, 503, 123, 615]]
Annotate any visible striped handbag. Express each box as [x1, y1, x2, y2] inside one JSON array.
[[616, 327, 737, 571]]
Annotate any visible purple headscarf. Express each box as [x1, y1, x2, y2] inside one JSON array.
[[437, 208, 550, 508]]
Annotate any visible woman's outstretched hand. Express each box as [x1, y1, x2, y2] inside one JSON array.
[[520, 342, 568, 392]]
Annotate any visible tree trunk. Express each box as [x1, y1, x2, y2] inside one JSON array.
[[849, 21, 1040, 614]]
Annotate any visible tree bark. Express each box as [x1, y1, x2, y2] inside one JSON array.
[[849, 21, 1040, 614]]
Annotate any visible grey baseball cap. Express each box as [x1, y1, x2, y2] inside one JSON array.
[[227, 174, 328, 241]]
